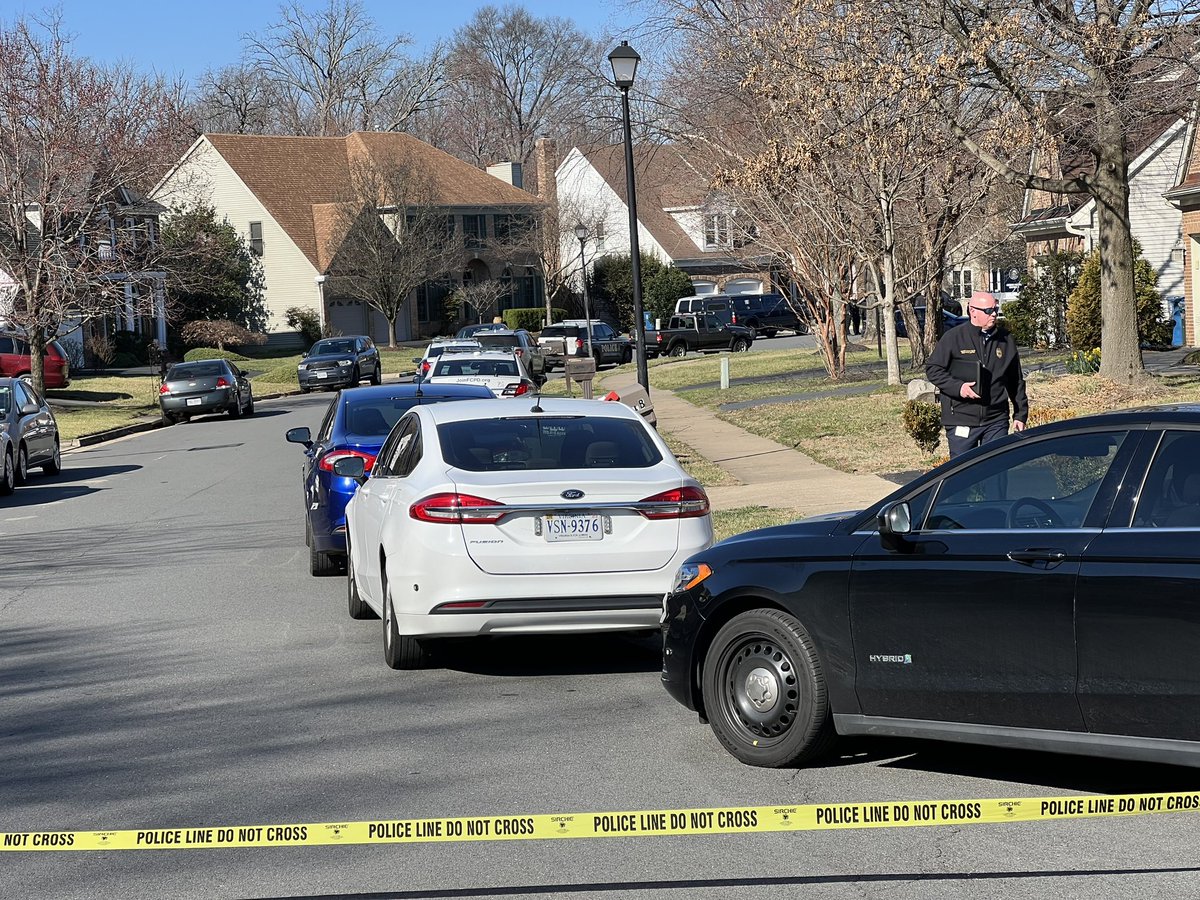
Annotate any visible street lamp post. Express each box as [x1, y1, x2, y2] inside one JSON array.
[[573, 223, 594, 358], [609, 40, 649, 393]]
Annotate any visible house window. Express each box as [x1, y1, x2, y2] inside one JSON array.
[[704, 213, 732, 250], [951, 269, 973, 299], [249, 221, 264, 256], [418, 280, 453, 323], [595, 221, 606, 249], [463, 214, 487, 248]]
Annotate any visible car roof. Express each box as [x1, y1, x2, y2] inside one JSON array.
[[433, 349, 520, 360], [417, 396, 643, 425]]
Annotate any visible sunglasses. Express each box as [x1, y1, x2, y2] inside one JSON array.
[[970, 305, 1000, 316]]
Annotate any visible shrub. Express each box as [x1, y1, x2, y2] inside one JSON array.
[[85, 333, 115, 368], [1066, 241, 1173, 350], [285, 306, 323, 346], [59, 337, 86, 372], [183, 347, 251, 362], [1006, 250, 1081, 348], [902, 399, 943, 455], [111, 351, 141, 368], [502, 307, 563, 332], [181, 319, 267, 351], [112, 329, 148, 362]]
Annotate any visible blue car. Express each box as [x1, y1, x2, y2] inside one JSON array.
[[286, 383, 494, 575]]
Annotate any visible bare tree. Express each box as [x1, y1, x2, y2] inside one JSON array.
[[324, 158, 462, 347], [192, 64, 284, 135], [244, 0, 432, 136], [452, 280, 509, 325], [0, 12, 191, 395], [898, 0, 1200, 381]]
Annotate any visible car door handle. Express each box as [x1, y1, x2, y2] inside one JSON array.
[[1007, 548, 1067, 565]]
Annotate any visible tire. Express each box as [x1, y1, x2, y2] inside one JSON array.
[[593, 350, 604, 369], [622, 347, 633, 364], [42, 439, 61, 475], [730, 338, 750, 352], [347, 545, 377, 620], [244, 393, 254, 416], [371, 364, 382, 385], [160, 409, 177, 426], [13, 444, 28, 486], [701, 609, 836, 768], [308, 521, 340, 576], [228, 395, 242, 419], [383, 582, 430, 669], [669, 343, 687, 358], [0, 450, 13, 496], [764, 329, 778, 339], [351, 365, 361, 384], [300, 386, 312, 394]]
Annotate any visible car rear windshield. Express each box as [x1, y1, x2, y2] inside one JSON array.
[[475, 334, 519, 349], [311, 339, 356, 355], [539, 326, 566, 338], [434, 358, 518, 377], [439, 417, 663, 471], [167, 362, 226, 379]]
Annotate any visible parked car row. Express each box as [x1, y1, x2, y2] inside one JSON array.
[[0, 376, 62, 496]]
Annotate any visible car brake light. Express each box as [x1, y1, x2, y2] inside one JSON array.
[[319, 449, 377, 473], [638, 486, 710, 519], [159, 383, 170, 395], [411, 492, 505, 524], [502, 382, 529, 397], [655, 332, 664, 344], [731, 312, 738, 324], [216, 376, 231, 388], [421, 360, 431, 375]]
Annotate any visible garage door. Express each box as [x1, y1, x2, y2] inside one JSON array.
[[326, 299, 367, 337], [724, 279, 763, 294]]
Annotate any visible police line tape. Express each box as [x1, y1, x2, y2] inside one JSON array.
[[4, 790, 1198, 851]]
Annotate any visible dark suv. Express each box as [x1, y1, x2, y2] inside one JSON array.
[[297, 336, 381, 392], [674, 294, 806, 337], [538, 321, 633, 369]]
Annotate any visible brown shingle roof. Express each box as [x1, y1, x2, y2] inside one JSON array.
[[205, 132, 540, 270]]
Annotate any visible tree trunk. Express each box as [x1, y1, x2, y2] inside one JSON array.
[[1093, 119, 1143, 382], [879, 191, 901, 386], [29, 325, 47, 398]]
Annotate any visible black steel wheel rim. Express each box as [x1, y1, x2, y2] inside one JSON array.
[[718, 633, 799, 744]]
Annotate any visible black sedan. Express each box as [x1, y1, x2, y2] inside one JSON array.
[[297, 336, 381, 392], [0, 376, 61, 488], [159, 359, 254, 424], [663, 405, 1200, 769]]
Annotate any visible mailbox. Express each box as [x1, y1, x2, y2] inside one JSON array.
[[602, 384, 656, 427], [564, 357, 598, 399]]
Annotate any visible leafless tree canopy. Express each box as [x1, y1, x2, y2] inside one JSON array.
[[0, 12, 192, 393]]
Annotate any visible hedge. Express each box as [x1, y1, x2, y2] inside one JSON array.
[[183, 347, 252, 362], [502, 307, 568, 332]]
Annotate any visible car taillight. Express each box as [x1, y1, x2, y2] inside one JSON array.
[[421, 360, 431, 375], [731, 312, 738, 324], [502, 382, 529, 396], [411, 492, 505, 524], [638, 486, 710, 519], [216, 376, 231, 388], [655, 332, 664, 344], [159, 383, 170, 395], [319, 450, 377, 473]]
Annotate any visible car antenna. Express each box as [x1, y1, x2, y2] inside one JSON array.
[[530, 370, 543, 413]]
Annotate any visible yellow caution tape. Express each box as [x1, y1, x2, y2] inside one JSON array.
[[3, 791, 1198, 851]]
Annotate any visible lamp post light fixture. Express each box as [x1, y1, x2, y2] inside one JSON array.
[[608, 40, 649, 393], [573, 223, 595, 358]]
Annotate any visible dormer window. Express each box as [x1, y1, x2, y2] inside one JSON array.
[[705, 213, 732, 250]]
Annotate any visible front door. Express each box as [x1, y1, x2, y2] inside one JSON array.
[[849, 429, 1134, 730]]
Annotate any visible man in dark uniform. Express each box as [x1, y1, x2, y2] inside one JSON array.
[[926, 291, 1028, 457]]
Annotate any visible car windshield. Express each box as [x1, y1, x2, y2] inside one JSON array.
[[439, 417, 663, 471], [434, 358, 518, 377], [167, 362, 225, 379], [311, 339, 356, 355]]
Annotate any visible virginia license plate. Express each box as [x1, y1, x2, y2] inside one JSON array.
[[186, 397, 202, 406], [316, 371, 329, 378], [543, 514, 604, 542]]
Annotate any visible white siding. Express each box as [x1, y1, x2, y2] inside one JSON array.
[[556, 148, 669, 288], [151, 138, 322, 336]]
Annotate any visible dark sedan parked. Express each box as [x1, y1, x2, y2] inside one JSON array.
[[285, 382, 494, 575], [159, 359, 254, 424], [298, 336, 381, 392], [0, 376, 61, 491], [664, 405, 1200, 769]]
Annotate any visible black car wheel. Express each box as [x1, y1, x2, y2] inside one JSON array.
[[730, 338, 750, 352], [347, 543, 377, 620], [383, 582, 430, 669], [764, 328, 778, 339], [160, 409, 177, 426], [669, 343, 687, 358], [0, 449, 13, 496], [13, 444, 28, 486], [371, 364, 382, 385], [228, 395, 242, 418], [351, 365, 360, 384], [622, 347, 633, 364], [702, 609, 836, 768], [42, 439, 61, 475], [245, 393, 254, 416]]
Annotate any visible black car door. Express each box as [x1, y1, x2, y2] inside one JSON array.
[[849, 428, 1135, 730], [1076, 428, 1200, 740]]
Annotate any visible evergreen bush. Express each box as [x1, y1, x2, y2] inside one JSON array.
[[502, 307, 567, 332], [1066, 242, 1173, 350], [902, 400, 943, 455], [183, 347, 251, 362]]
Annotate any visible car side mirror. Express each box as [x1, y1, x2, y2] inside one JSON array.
[[20, 402, 38, 416], [301, 350, 309, 358], [877, 501, 913, 552], [332, 456, 367, 482], [285, 426, 313, 449]]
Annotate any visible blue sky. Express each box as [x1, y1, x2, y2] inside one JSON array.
[[10, 1, 641, 84]]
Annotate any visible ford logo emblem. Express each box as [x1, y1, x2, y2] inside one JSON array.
[[561, 489, 584, 500]]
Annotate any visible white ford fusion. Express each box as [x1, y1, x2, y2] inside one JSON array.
[[337, 397, 713, 669]]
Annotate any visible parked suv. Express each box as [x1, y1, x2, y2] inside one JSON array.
[[0, 332, 71, 388], [673, 294, 806, 337], [470, 328, 547, 382], [538, 321, 633, 369], [297, 335, 381, 392]]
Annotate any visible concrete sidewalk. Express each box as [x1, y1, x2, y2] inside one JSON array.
[[602, 371, 896, 516]]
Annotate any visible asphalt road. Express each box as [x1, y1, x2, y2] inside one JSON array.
[[2, 392, 1199, 900]]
